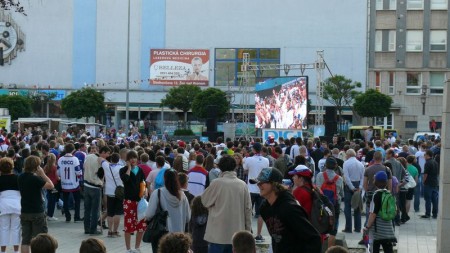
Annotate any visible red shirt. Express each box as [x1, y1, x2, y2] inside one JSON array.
[[46, 165, 59, 185], [138, 164, 152, 179], [293, 184, 313, 217]]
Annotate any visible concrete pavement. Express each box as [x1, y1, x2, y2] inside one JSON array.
[[1, 197, 437, 252]]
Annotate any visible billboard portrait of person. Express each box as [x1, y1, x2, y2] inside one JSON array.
[[187, 57, 208, 80]]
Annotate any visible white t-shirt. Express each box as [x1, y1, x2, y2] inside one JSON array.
[[0, 144, 8, 151], [415, 150, 426, 173], [104, 163, 123, 196], [58, 155, 82, 191], [243, 155, 269, 193]]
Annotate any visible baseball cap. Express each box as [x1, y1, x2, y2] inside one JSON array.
[[325, 157, 337, 168], [177, 140, 186, 148], [249, 167, 283, 185], [375, 171, 387, 182], [288, 165, 313, 178], [252, 142, 262, 152]]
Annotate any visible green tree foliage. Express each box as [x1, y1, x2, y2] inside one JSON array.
[[61, 88, 105, 119], [0, 95, 32, 120], [192, 88, 230, 119], [160, 85, 202, 123], [323, 75, 362, 121], [353, 89, 393, 118]]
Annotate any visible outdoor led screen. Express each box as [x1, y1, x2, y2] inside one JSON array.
[[255, 76, 308, 130]]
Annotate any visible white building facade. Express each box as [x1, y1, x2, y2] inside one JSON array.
[[0, 0, 367, 134]]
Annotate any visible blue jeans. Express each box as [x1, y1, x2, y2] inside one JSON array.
[[46, 190, 58, 218], [344, 182, 361, 232], [83, 186, 102, 233], [208, 243, 232, 253], [250, 193, 263, 217], [423, 185, 438, 217], [414, 174, 423, 212]]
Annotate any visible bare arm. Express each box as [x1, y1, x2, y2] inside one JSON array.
[[363, 176, 368, 191], [37, 167, 54, 190]]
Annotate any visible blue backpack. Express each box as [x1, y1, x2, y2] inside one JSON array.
[[154, 168, 168, 190]]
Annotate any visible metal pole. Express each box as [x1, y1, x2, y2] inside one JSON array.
[[125, 0, 131, 133], [46, 102, 49, 118]]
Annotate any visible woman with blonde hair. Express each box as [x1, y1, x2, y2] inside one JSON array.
[[0, 157, 21, 253], [188, 152, 197, 170], [56, 137, 65, 153], [44, 153, 59, 221]]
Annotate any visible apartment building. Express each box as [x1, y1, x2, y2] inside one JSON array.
[[368, 0, 450, 138]]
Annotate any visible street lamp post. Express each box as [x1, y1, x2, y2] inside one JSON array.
[[38, 93, 49, 118], [225, 91, 235, 122], [225, 65, 235, 122], [125, 0, 131, 133], [420, 85, 428, 115]]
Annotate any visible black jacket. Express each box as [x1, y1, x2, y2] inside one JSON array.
[[260, 190, 322, 253], [119, 166, 145, 201]]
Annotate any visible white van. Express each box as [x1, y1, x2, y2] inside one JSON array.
[[412, 132, 440, 142]]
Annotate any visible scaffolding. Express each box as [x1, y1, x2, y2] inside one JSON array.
[[240, 50, 332, 139]]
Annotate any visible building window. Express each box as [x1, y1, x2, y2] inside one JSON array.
[[389, 0, 397, 10], [405, 121, 418, 128], [389, 72, 395, 94], [376, 0, 383, 10], [388, 30, 396, 51], [214, 48, 280, 86], [431, 0, 447, 9], [375, 30, 395, 52], [375, 114, 394, 130], [430, 72, 445, 94], [375, 31, 382, 51], [375, 71, 381, 91], [407, 0, 424, 9], [430, 31, 447, 51], [406, 31, 423, 52], [377, 0, 397, 10], [406, 72, 422, 94]]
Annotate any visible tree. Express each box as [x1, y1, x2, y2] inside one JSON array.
[[192, 88, 229, 119], [160, 85, 202, 127], [0, 94, 32, 120], [323, 75, 362, 121], [30, 92, 57, 117], [353, 89, 393, 119], [61, 88, 105, 121]]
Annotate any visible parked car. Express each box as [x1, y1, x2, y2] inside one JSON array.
[[412, 132, 440, 142]]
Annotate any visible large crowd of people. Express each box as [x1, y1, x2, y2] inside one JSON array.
[[0, 126, 442, 253]]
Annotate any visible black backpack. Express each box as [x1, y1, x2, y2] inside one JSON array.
[[304, 185, 335, 234]]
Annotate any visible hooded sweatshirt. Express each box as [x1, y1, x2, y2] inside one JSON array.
[[260, 190, 322, 253], [145, 187, 191, 233]]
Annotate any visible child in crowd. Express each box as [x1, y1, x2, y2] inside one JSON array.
[[189, 196, 208, 253]]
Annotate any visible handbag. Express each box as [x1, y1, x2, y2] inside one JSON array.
[[143, 189, 169, 243], [108, 165, 124, 200], [404, 174, 417, 189]]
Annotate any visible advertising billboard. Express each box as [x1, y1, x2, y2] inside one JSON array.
[[255, 76, 308, 129], [262, 129, 302, 141], [150, 49, 210, 86]]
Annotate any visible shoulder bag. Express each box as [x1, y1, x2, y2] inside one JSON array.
[[109, 165, 124, 200], [143, 189, 169, 243]]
